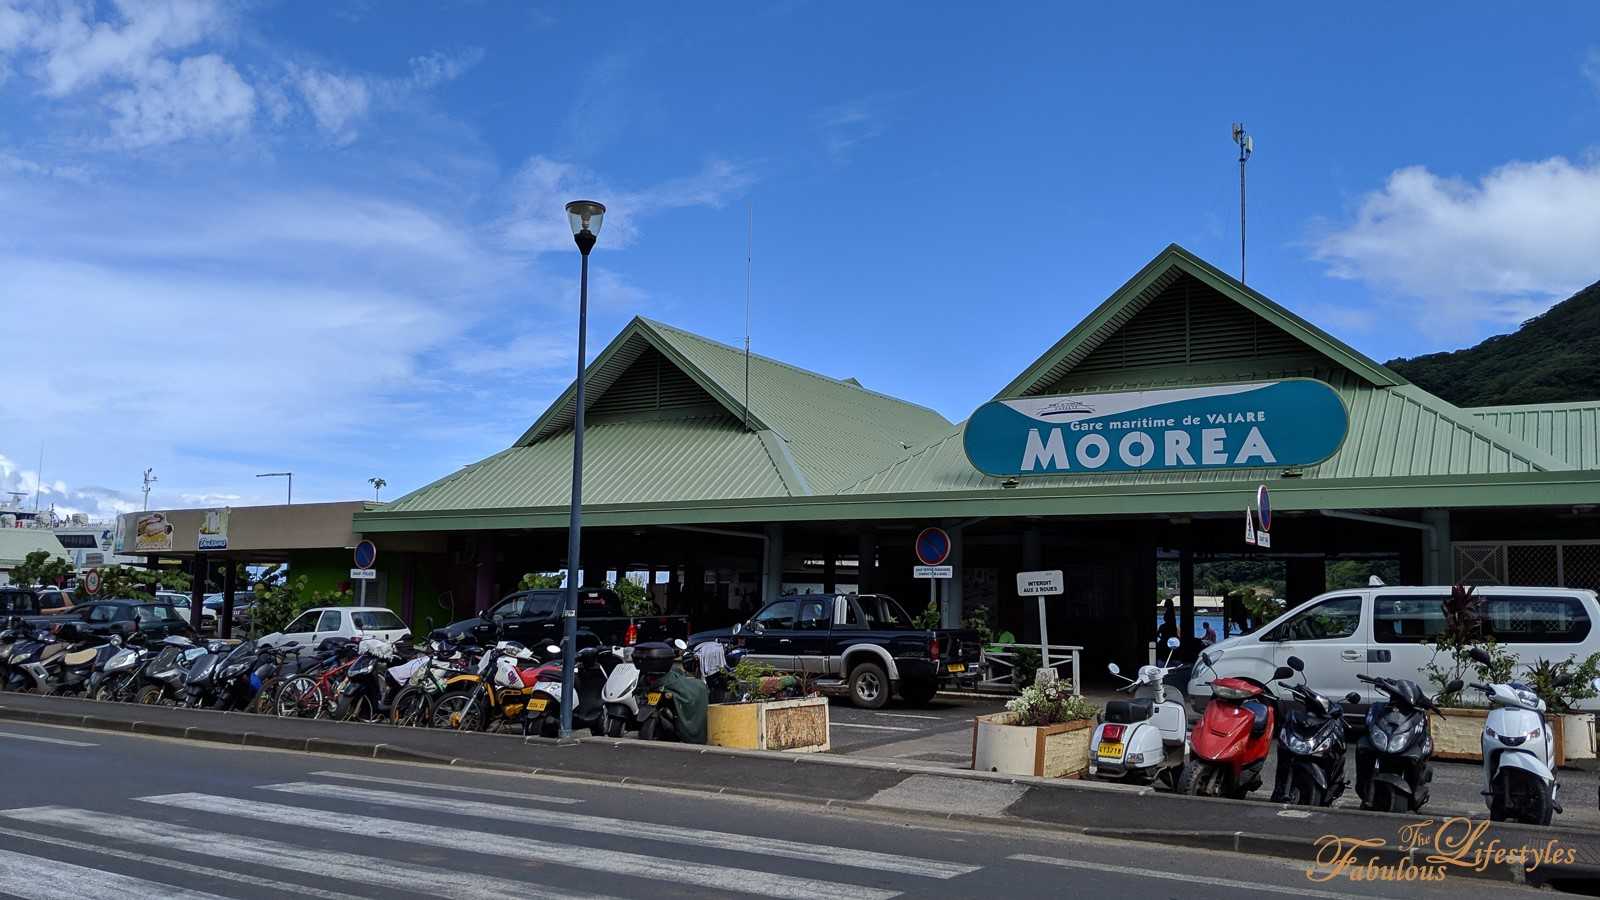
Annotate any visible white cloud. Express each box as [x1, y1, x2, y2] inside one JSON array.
[[1313, 157, 1600, 325], [105, 52, 253, 147], [501, 156, 755, 252], [31, 0, 226, 97], [0, 454, 143, 520], [292, 65, 370, 145], [815, 95, 892, 161], [408, 47, 483, 90]]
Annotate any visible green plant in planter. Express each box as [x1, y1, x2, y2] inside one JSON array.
[[914, 598, 941, 630], [1005, 680, 1097, 726], [1011, 646, 1042, 688]]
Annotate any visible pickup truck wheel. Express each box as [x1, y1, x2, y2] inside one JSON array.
[[898, 678, 937, 706], [849, 662, 890, 709]]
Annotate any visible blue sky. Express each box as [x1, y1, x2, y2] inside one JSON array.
[[2, 1, 1599, 517]]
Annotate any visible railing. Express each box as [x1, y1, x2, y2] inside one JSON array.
[[979, 643, 1083, 695]]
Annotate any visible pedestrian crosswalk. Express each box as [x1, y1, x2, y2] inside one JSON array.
[[0, 768, 986, 899]]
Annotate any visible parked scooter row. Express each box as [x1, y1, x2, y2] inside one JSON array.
[[1084, 640, 1590, 824]]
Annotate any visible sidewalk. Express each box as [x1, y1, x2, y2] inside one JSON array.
[[4, 691, 1600, 888]]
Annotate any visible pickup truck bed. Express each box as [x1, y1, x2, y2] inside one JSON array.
[[699, 593, 981, 708]]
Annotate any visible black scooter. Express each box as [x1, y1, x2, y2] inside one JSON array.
[[1355, 672, 1460, 813], [1270, 655, 1360, 807], [136, 635, 205, 705]]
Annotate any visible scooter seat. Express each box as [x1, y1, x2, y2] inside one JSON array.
[[1104, 698, 1154, 724], [64, 648, 99, 666]]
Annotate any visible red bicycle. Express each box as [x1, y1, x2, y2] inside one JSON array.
[[273, 641, 360, 719]]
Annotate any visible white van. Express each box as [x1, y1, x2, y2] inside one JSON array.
[[1187, 586, 1600, 713]]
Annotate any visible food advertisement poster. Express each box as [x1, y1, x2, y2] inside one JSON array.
[[198, 507, 230, 551], [133, 512, 174, 552]]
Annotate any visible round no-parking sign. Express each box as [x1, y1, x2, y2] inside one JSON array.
[[353, 540, 378, 570], [84, 570, 101, 595], [915, 527, 951, 566]]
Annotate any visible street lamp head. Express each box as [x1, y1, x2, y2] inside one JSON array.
[[565, 200, 605, 255]]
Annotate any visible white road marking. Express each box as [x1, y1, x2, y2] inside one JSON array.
[[0, 731, 96, 747], [1, 807, 610, 900], [0, 845, 226, 900], [141, 792, 903, 900], [1010, 854, 1396, 900], [274, 780, 977, 879], [830, 722, 920, 732], [868, 713, 941, 720], [308, 770, 583, 804], [0, 824, 369, 900]]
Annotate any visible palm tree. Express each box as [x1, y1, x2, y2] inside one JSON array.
[[368, 477, 387, 501]]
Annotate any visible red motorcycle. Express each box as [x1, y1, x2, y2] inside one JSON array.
[[1178, 650, 1293, 798]]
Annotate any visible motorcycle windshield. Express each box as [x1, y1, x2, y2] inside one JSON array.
[[185, 654, 220, 685], [220, 641, 257, 669]]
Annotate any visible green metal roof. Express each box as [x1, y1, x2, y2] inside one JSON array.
[[1467, 401, 1600, 469], [358, 244, 1600, 534], [374, 317, 952, 516]]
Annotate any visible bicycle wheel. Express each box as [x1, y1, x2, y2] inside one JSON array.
[[390, 687, 432, 728], [276, 676, 325, 719]]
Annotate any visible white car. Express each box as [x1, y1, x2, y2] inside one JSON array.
[[161, 591, 216, 632], [257, 606, 411, 650], [1188, 585, 1600, 713]]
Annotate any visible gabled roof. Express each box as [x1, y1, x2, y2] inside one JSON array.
[[0, 530, 67, 568], [378, 317, 953, 514], [999, 244, 1406, 398]]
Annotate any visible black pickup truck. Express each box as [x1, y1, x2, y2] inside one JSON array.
[[432, 586, 691, 649], [696, 593, 983, 708]]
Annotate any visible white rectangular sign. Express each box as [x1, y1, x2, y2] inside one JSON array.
[[1016, 569, 1064, 596], [1245, 507, 1257, 546], [1256, 530, 1271, 549], [350, 568, 377, 580], [914, 565, 953, 579]]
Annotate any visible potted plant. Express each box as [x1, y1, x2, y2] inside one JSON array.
[[706, 658, 830, 752], [972, 679, 1098, 777]]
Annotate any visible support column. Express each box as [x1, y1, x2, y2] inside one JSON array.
[[1022, 527, 1042, 643], [822, 535, 837, 593], [188, 555, 207, 634], [402, 553, 417, 630], [1178, 534, 1195, 652], [944, 524, 965, 628], [220, 557, 236, 639], [857, 529, 876, 594], [1286, 557, 1327, 606], [474, 534, 496, 615], [1422, 509, 1451, 584], [763, 525, 784, 606]]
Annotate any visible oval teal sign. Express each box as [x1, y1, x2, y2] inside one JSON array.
[[962, 380, 1347, 477]]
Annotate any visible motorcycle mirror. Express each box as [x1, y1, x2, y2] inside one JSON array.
[[1592, 677, 1600, 695], [1272, 665, 1295, 680], [1287, 655, 1305, 672], [731, 623, 743, 635], [1445, 678, 1464, 694], [1345, 692, 1361, 705], [1165, 637, 1180, 650], [1106, 662, 1121, 676], [673, 638, 688, 651], [1467, 647, 1492, 665], [545, 644, 561, 655]]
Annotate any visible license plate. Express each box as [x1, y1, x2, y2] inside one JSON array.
[[646, 691, 662, 706], [526, 698, 548, 712], [1097, 741, 1124, 759], [946, 663, 966, 673]]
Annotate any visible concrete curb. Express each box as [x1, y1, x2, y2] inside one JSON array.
[[1, 695, 1594, 888]]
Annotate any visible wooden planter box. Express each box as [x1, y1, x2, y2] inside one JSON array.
[[971, 711, 1093, 778], [1434, 707, 1568, 767], [707, 697, 829, 753]]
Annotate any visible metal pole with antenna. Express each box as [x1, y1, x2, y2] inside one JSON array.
[[33, 445, 43, 512], [1231, 122, 1253, 284], [142, 468, 158, 511], [743, 203, 752, 431]]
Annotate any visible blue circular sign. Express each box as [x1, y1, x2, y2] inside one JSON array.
[[354, 539, 378, 569], [915, 527, 951, 566], [1256, 485, 1272, 532]]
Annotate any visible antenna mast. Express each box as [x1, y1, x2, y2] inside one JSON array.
[[742, 203, 752, 431], [1231, 122, 1253, 283], [142, 467, 158, 511], [33, 445, 43, 512]]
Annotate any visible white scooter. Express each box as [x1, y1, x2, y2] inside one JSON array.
[[1468, 647, 1569, 825], [1089, 636, 1188, 787]]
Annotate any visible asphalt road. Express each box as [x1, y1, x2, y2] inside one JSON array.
[[0, 721, 1549, 899]]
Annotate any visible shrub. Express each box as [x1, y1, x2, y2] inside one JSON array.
[[1005, 679, 1098, 726]]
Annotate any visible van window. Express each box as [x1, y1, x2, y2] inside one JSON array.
[[1375, 593, 1592, 644], [1263, 595, 1361, 642]]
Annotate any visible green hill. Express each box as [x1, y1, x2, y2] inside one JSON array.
[[1385, 278, 1600, 407]]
